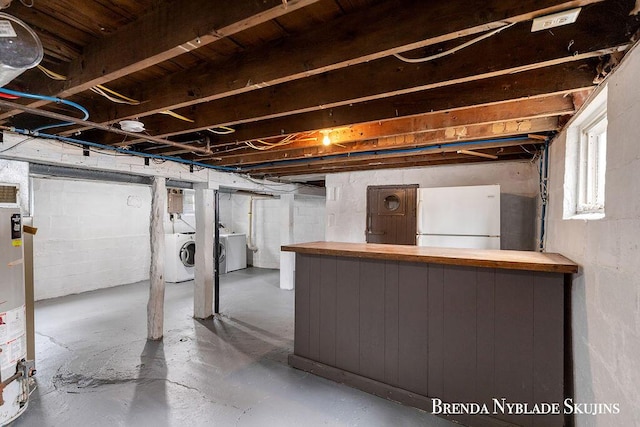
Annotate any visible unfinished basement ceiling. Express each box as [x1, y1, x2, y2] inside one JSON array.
[[0, 0, 639, 178]]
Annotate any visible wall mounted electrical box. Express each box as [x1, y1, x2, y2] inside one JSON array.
[[167, 189, 184, 214], [531, 8, 581, 32]]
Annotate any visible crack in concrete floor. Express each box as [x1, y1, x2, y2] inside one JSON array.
[[35, 331, 73, 352]]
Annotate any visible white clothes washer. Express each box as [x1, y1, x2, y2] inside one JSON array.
[[214, 236, 227, 274], [165, 233, 196, 282]]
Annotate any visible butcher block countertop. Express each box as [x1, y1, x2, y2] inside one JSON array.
[[281, 241, 578, 274]]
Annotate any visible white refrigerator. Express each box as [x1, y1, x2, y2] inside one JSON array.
[[416, 185, 501, 249]]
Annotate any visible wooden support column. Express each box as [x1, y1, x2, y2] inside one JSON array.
[[194, 184, 215, 318], [148, 177, 166, 340], [280, 194, 295, 290]]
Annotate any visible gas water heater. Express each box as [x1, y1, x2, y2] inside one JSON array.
[[0, 205, 34, 425]]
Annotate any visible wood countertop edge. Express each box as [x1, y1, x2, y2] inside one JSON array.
[[281, 243, 579, 274]]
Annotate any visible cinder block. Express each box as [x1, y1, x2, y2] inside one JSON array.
[[33, 178, 152, 300]]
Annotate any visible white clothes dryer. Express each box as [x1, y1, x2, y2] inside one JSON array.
[[165, 233, 196, 282], [220, 233, 247, 273]]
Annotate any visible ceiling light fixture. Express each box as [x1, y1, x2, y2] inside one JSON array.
[[320, 130, 331, 146], [119, 119, 145, 133]]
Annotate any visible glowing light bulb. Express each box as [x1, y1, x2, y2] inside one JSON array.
[[322, 133, 331, 146]]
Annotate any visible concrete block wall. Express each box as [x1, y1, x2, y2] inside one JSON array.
[[230, 194, 250, 235], [545, 46, 640, 426], [325, 161, 539, 245], [252, 198, 281, 269], [219, 193, 325, 269], [294, 197, 326, 243], [32, 178, 151, 300], [218, 192, 234, 232]]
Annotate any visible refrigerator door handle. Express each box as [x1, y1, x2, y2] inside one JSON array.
[[416, 198, 423, 230]]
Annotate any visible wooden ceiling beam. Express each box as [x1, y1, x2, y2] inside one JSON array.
[[242, 145, 538, 176], [103, 59, 597, 147], [215, 90, 585, 148], [0, 0, 322, 120], [62, 0, 606, 133], [151, 92, 574, 157], [204, 116, 558, 167], [251, 154, 532, 177], [238, 141, 540, 170], [105, 24, 619, 144]]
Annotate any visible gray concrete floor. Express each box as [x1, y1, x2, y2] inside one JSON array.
[[14, 268, 456, 427]]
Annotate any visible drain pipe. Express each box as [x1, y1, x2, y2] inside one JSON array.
[[214, 190, 220, 314], [246, 194, 274, 252], [538, 138, 550, 252], [247, 197, 258, 252]]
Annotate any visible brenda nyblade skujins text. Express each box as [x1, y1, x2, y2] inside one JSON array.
[[431, 398, 620, 416]]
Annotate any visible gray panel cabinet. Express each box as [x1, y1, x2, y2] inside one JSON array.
[[289, 252, 569, 427]]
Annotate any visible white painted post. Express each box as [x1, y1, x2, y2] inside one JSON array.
[[194, 184, 215, 318], [148, 176, 166, 340], [280, 194, 295, 290]]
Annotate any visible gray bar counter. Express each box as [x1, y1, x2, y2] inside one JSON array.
[[282, 242, 579, 427]]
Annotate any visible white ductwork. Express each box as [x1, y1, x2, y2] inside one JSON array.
[[0, 12, 43, 87]]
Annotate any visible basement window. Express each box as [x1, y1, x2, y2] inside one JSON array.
[[577, 113, 607, 214], [563, 86, 607, 220]]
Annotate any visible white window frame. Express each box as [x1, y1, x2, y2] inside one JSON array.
[[563, 86, 607, 220], [576, 111, 607, 214]]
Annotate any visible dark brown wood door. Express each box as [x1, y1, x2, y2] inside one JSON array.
[[366, 185, 417, 245]]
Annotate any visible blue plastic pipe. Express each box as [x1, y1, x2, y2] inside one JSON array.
[[0, 87, 89, 131]]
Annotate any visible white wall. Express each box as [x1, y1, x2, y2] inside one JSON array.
[[29, 179, 324, 299], [545, 46, 640, 426], [250, 198, 279, 269], [218, 192, 234, 233], [219, 193, 325, 269], [294, 197, 326, 244], [230, 193, 251, 236], [325, 161, 539, 243], [32, 178, 151, 300]]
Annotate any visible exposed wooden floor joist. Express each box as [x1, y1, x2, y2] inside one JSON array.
[[151, 91, 578, 157], [0, 0, 322, 120], [1, 0, 637, 176], [61, 0, 607, 136]]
